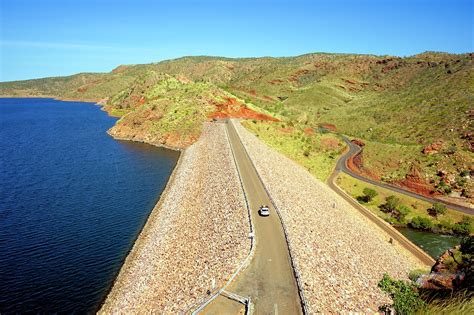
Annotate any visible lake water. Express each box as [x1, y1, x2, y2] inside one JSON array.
[[0, 98, 179, 313]]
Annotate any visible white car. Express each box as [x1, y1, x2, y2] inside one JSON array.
[[258, 205, 270, 216]]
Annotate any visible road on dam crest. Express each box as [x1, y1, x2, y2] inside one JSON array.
[[201, 120, 303, 314]]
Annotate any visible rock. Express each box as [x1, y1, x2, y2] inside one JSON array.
[[417, 244, 468, 291], [351, 138, 365, 147], [422, 141, 443, 154], [319, 123, 337, 132], [417, 272, 464, 290]]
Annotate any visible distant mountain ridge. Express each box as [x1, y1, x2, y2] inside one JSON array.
[[1, 52, 472, 202]]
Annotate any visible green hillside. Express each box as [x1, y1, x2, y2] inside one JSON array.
[[1, 52, 472, 202]]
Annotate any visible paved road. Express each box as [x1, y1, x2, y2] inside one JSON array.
[[202, 120, 302, 314], [334, 136, 473, 216]]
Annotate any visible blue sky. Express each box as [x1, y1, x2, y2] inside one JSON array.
[[0, 0, 472, 82]]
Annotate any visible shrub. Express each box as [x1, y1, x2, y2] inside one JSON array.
[[428, 202, 447, 218], [380, 195, 400, 213], [378, 273, 426, 314], [437, 180, 452, 194], [460, 170, 469, 177], [395, 205, 411, 222], [453, 216, 472, 235], [438, 219, 453, 232], [410, 216, 434, 231], [362, 187, 378, 202]]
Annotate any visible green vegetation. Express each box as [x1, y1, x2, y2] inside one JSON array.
[[410, 216, 434, 230], [104, 71, 227, 148], [362, 187, 378, 202], [378, 273, 474, 315], [378, 273, 426, 314], [336, 173, 473, 234], [241, 120, 344, 180], [452, 216, 473, 235], [0, 52, 472, 201], [428, 202, 447, 218], [381, 237, 474, 314], [421, 291, 474, 315]]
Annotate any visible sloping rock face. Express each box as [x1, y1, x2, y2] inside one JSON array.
[[392, 164, 437, 196], [417, 239, 473, 291], [234, 121, 424, 313], [100, 123, 250, 313]]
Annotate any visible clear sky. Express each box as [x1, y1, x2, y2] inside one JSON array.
[[0, 0, 472, 82]]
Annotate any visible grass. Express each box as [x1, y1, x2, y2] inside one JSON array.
[[419, 290, 474, 315], [335, 172, 472, 231], [242, 120, 344, 181]]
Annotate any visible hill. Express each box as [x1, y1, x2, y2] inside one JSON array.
[[1, 52, 472, 203]]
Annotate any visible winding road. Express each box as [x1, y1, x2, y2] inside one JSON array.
[[332, 136, 473, 216], [200, 120, 303, 314]]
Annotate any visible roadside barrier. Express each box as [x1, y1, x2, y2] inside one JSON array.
[[189, 122, 256, 314], [229, 119, 309, 315], [328, 175, 435, 266]]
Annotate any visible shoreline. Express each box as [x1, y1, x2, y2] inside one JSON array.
[[97, 146, 185, 312], [99, 122, 250, 313], [0, 94, 102, 103]]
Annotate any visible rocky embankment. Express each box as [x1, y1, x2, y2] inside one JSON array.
[[100, 122, 249, 313], [233, 121, 425, 313]]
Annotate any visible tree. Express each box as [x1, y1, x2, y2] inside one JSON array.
[[428, 202, 447, 218], [362, 187, 378, 202], [380, 195, 400, 213]]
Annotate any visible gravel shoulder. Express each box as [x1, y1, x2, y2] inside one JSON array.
[[234, 120, 426, 313], [99, 122, 250, 313]]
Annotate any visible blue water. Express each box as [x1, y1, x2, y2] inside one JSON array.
[[0, 98, 179, 313]]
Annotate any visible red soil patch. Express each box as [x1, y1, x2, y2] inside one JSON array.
[[321, 137, 340, 150], [347, 147, 438, 197], [422, 140, 443, 155], [163, 132, 198, 148], [344, 79, 357, 85], [289, 69, 311, 83], [319, 123, 337, 132], [138, 96, 146, 105], [347, 150, 380, 180], [263, 95, 274, 101], [351, 138, 366, 147], [269, 79, 284, 85], [248, 90, 257, 96], [392, 166, 438, 197], [176, 76, 192, 84], [208, 97, 278, 121], [303, 127, 314, 135], [279, 127, 294, 134]]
